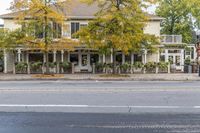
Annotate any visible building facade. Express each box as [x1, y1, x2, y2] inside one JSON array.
[[160, 35, 197, 72], [0, 1, 163, 74]]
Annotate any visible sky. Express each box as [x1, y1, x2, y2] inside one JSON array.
[[0, 0, 156, 25], [0, 0, 13, 24]]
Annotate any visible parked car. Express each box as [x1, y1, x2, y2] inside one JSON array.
[[0, 60, 4, 72]]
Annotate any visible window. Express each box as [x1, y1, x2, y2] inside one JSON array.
[[90, 54, 99, 65], [160, 55, 165, 62], [70, 54, 78, 64], [71, 22, 80, 38], [116, 54, 122, 64], [80, 24, 87, 29], [191, 47, 194, 59], [134, 54, 142, 62], [63, 24, 70, 37], [53, 22, 62, 38]]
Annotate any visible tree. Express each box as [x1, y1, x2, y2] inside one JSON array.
[[77, 0, 159, 74], [156, 0, 196, 43], [11, 0, 78, 74]]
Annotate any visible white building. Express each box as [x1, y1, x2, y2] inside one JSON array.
[[0, 0, 163, 73]]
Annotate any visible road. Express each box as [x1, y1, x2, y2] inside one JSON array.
[[0, 80, 200, 132]]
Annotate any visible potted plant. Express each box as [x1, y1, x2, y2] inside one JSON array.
[[158, 62, 169, 73], [15, 62, 28, 74], [144, 62, 157, 73], [184, 57, 192, 73], [96, 63, 104, 73], [30, 61, 43, 73], [133, 62, 143, 73], [60, 61, 71, 73], [120, 62, 131, 73]]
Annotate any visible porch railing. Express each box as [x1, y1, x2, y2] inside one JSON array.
[[161, 35, 182, 44]]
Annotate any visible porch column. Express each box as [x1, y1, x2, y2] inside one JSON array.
[[17, 49, 21, 62], [26, 52, 30, 74], [78, 50, 81, 67], [87, 54, 91, 66], [43, 53, 46, 62], [3, 49, 7, 74], [131, 53, 134, 65], [122, 53, 125, 64], [143, 50, 147, 64], [110, 49, 113, 63], [68, 51, 70, 62], [165, 49, 168, 62], [98, 54, 101, 63], [61, 50, 64, 62], [157, 51, 160, 63], [53, 50, 57, 62], [103, 54, 106, 63], [180, 49, 184, 71]]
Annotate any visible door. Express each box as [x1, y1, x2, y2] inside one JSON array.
[[81, 54, 88, 67]]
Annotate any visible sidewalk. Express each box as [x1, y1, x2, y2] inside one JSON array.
[[0, 73, 200, 81]]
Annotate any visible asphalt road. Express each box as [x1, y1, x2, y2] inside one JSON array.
[[0, 80, 200, 133], [0, 80, 200, 113], [1, 112, 200, 133]]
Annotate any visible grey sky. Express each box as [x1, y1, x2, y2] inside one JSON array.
[[0, 0, 156, 25], [0, 0, 13, 24]]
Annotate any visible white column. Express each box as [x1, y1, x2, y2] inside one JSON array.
[[26, 52, 30, 74], [87, 53, 90, 66], [68, 51, 70, 62], [99, 54, 101, 63], [61, 50, 64, 62], [131, 53, 134, 65], [17, 49, 21, 62], [157, 51, 160, 63], [181, 49, 184, 71], [78, 50, 81, 67], [165, 49, 168, 62], [3, 49, 7, 74], [122, 53, 125, 64], [103, 54, 106, 63], [43, 53, 46, 62], [144, 51, 147, 64], [53, 50, 57, 62], [143, 50, 147, 64], [110, 49, 113, 63]]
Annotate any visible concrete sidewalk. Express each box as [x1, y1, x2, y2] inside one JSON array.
[[0, 73, 199, 81]]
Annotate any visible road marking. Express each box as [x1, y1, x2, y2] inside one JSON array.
[[0, 104, 199, 109], [0, 88, 200, 93]]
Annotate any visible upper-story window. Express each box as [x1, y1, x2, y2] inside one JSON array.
[[71, 22, 80, 39], [53, 22, 62, 38]]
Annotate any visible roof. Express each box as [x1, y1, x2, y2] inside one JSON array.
[[0, 0, 163, 21]]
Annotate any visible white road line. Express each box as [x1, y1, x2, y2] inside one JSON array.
[[0, 104, 199, 109]]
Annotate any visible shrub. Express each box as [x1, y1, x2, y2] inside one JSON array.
[[60, 62, 71, 71], [158, 62, 169, 71], [30, 61, 42, 71], [133, 62, 144, 69], [120, 62, 131, 73], [15, 62, 28, 73], [144, 62, 157, 72]]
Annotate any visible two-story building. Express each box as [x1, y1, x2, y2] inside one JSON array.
[[0, 0, 163, 74]]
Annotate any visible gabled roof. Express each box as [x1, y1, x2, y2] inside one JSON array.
[[0, 0, 163, 21]]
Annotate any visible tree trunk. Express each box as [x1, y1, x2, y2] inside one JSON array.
[[44, 0, 49, 74]]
